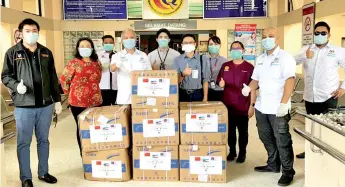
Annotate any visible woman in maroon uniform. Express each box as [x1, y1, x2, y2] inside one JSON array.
[[217, 41, 256, 163]]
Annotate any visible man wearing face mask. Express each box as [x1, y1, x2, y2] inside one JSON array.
[[98, 35, 117, 106], [148, 28, 180, 70], [241, 27, 296, 186], [1, 19, 61, 187], [294, 22, 345, 159], [173, 34, 210, 102], [110, 28, 152, 105]]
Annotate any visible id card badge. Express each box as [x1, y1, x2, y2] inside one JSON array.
[[210, 81, 216, 89], [192, 70, 198, 79]]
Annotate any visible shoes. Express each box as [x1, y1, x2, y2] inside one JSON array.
[[22, 179, 33, 187], [227, 154, 237, 162], [254, 165, 280, 173], [236, 156, 246, 163], [296, 152, 305, 159], [38, 173, 57, 184], [278, 174, 294, 186]]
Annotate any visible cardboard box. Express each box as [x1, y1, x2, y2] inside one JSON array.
[[79, 105, 131, 152], [179, 145, 227, 183], [133, 145, 179, 181], [82, 148, 131, 182], [132, 108, 179, 146], [180, 102, 228, 145], [131, 70, 178, 109]]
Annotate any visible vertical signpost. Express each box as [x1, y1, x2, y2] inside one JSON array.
[[302, 3, 316, 46]]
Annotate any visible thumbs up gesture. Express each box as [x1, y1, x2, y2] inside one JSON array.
[[241, 83, 251, 97], [306, 46, 314, 59], [219, 78, 225, 88], [17, 79, 27, 94], [182, 63, 192, 76]]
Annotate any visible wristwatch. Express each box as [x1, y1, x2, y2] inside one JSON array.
[[251, 103, 255, 107]]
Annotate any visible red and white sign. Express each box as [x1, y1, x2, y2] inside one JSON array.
[[302, 3, 315, 45]]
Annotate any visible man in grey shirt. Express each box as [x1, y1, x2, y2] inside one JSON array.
[[174, 34, 210, 102]]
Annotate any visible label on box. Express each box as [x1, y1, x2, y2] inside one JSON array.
[[91, 160, 122, 179], [97, 115, 109, 125], [146, 98, 156, 106], [89, 124, 123, 143], [198, 174, 208, 182], [139, 152, 171, 170], [137, 77, 170, 97], [189, 156, 222, 175], [143, 118, 175, 138], [186, 114, 218, 132]]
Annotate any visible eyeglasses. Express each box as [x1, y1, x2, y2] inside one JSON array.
[[314, 31, 327, 36]]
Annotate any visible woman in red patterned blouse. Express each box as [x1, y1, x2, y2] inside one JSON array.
[[59, 37, 102, 155]]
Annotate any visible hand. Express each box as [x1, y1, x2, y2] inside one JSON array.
[[110, 64, 118, 72], [203, 97, 208, 102], [182, 64, 192, 76], [219, 78, 225, 88], [276, 103, 289, 117], [241, 83, 251, 97], [331, 88, 345, 99], [248, 106, 254, 118], [306, 46, 315, 59], [55, 102, 62, 115], [102, 63, 110, 70], [17, 79, 27, 94]]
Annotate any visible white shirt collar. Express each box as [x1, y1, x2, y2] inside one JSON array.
[[311, 42, 332, 50], [264, 46, 281, 57], [121, 49, 140, 55]]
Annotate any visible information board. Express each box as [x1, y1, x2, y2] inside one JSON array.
[[302, 3, 315, 46], [204, 0, 267, 18], [64, 0, 128, 20]]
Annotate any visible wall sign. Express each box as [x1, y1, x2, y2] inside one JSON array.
[[134, 20, 197, 30], [64, 0, 128, 20], [142, 0, 188, 20], [234, 24, 257, 63], [302, 3, 315, 46]]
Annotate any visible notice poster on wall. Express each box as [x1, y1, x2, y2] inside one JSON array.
[[204, 0, 267, 19], [302, 3, 315, 46], [64, 0, 128, 20], [234, 24, 257, 63]]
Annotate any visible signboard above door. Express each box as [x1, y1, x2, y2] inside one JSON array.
[[134, 20, 197, 30]]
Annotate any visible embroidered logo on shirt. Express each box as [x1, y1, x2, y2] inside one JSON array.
[[270, 58, 280, 66], [224, 66, 230, 71], [41, 54, 49, 58], [15, 53, 24, 60], [242, 71, 248, 73], [327, 49, 336, 57]]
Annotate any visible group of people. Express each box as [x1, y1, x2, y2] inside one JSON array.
[[2, 18, 345, 187]]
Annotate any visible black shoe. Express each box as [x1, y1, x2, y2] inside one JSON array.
[[38, 173, 57, 184], [236, 156, 246, 163], [254, 165, 280, 173], [296, 152, 305, 159], [22, 179, 33, 187], [278, 174, 294, 186], [227, 154, 237, 162]]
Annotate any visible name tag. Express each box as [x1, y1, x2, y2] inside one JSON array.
[[192, 70, 198, 79]]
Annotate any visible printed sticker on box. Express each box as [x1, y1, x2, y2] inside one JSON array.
[[89, 124, 123, 143], [139, 152, 171, 170], [143, 118, 175, 138], [137, 78, 170, 97], [91, 160, 122, 179], [186, 114, 218, 132], [189, 156, 222, 175]]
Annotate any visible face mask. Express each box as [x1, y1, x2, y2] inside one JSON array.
[[103, 44, 114, 52], [23, 32, 39, 45], [182, 44, 195, 53], [231, 50, 243, 60], [158, 39, 169, 48], [123, 39, 136, 49], [78, 48, 93, 58], [208, 45, 220, 54], [314, 34, 328, 45], [262, 38, 276, 51]]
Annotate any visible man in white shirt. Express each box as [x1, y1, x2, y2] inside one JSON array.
[[110, 28, 152, 105], [294, 21, 345, 159], [242, 27, 296, 186], [98, 35, 117, 106], [148, 28, 180, 70]]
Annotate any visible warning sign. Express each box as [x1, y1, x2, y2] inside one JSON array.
[[302, 3, 315, 46]]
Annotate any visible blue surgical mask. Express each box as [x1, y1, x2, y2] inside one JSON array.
[[103, 44, 114, 52], [262, 38, 276, 51], [158, 39, 169, 48], [231, 50, 243, 60], [314, 34, 328, 45], [208, 45, 220, 54], [123, 39, 136, 49], [78, 48, 93, 58], [23, 32, 39, 45]]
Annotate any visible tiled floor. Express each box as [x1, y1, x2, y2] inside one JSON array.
[[4, 111, 306, 187]]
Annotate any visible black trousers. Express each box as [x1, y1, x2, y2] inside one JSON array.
[[255, 109, 295, 176], [305, 97, 338, 115], [208, 89, 223, 101], [101, 89, 117, 106], [228, 114, 249, 157], [179, 89, 203, 102], [70, 106, 87, 155]]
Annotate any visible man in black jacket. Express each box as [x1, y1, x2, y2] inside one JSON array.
[[1, 19, 61, 187]]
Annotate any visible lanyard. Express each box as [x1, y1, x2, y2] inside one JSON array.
[[157, 49, 169, 70], [209, 57, 219, 80]]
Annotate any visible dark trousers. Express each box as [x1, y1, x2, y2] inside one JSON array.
[[101, 89, 117, 106], [179, 89, 203, 102], [70, 106, 87, 155], [305, 97, 338, 115], [255, 109, 295, 176], [228, 114, 249, 157], [208, 89, 223, 101]]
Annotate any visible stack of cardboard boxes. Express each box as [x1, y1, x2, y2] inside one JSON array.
[[131, 70, 180, 181], [179, 102, 228, 183]]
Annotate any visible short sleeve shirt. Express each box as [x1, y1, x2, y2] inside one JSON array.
[[97, 51, 117, 90]]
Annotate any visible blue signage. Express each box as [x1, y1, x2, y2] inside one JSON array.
[[64, 0, 127, 20], [204, 0, 267, 18]]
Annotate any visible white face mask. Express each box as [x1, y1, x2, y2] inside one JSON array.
[[182, 44, 195, 53], [23, 32, 39, 45]]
